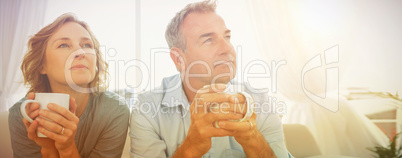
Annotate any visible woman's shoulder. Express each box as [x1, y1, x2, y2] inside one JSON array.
[[96, 91, 127, 104], [9, 97, 27, 113], [93, 91, 129, 113]]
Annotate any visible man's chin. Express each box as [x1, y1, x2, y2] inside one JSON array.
[[209, 76, 234, 85]]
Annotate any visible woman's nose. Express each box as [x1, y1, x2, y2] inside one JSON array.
[[72, 49, 86, 59]]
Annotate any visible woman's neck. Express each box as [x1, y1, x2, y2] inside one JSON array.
[[50, 85, 90, 117]]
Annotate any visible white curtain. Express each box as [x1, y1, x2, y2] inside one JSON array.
[[245, 0, 389, 157], [0, 0, 47, 112]]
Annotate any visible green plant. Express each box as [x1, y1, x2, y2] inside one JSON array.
[[368, 132, 402, 158]]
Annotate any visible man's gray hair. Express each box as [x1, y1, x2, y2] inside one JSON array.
[[165, 0, 217, 51]]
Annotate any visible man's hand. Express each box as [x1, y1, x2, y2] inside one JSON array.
[[174, 84, 276, 158], [173, 84, 244, 157], [215, 97, 277, 158], [212, 92, 255, 143]]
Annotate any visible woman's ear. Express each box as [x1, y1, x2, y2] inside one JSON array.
[[170, 47, 185, 72], [40, 65, 47, 74]]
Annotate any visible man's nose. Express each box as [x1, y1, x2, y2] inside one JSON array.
[[217, 37, 234, 56]]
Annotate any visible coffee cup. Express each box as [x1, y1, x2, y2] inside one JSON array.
[[206, 84, 255, 128], [20, 93, 70, 137]]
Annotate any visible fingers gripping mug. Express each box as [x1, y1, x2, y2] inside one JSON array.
[[211, 84, 255, 128], [20, 93, 69, 137]]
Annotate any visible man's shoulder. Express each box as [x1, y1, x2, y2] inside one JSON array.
[[137, 74, 182, 103], [137, 90, 165, 103], [230, 81, 269, 100]]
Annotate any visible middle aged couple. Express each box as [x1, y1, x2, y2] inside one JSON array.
[[9, 0, 291, 157]]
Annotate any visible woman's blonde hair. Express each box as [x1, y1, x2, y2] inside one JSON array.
[[21, 13, 108, 95]]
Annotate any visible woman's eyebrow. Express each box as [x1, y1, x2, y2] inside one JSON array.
[[81, 37, 92, 41], [52, 37, 70, 44]]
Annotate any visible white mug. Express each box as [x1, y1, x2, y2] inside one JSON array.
[[20, 93, 70, 137], [206, 84, 255, 128]]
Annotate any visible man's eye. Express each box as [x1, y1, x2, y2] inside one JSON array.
[[203, 38, 212, 44], [58, 44, 68, 48], [225, 35, 231, 40]]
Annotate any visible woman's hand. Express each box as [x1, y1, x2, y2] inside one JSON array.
[[35, 97, 80, 157], [22, 93, 58, 155]]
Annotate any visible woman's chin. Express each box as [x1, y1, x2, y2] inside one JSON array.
[[69, 74, 94, 84], [67, 79, 92, 87]]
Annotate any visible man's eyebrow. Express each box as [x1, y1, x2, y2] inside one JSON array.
[[199, 32, 214, 39], [199, 30, 231, 39]]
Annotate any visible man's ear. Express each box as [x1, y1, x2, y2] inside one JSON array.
[[170, 47, 185, 72]]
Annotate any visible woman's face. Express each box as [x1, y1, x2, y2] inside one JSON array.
[[41, 22, 97, 90]]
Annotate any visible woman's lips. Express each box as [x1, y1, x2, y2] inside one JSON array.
[[70, 64, 88, 70]]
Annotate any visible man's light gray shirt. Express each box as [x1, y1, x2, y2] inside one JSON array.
[[129, 74, 290, 157]]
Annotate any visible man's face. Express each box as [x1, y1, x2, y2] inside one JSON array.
[[180, 12, 236, 85]]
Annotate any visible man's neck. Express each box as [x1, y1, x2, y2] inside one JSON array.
[[182, 80, 203, 104], [181, 78, 230, 104]]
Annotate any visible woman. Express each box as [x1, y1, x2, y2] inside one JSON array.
[[8, 13, 130, 157]]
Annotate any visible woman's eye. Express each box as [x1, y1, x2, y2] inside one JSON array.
[[83, 43, 93, 48], [58, 44, 68, 48]]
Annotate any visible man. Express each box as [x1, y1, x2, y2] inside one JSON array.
[[130, 1, 290, 157]]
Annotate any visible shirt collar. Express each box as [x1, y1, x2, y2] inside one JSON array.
[[160, 74, 237, 108], [161, 74, 190, 108]]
